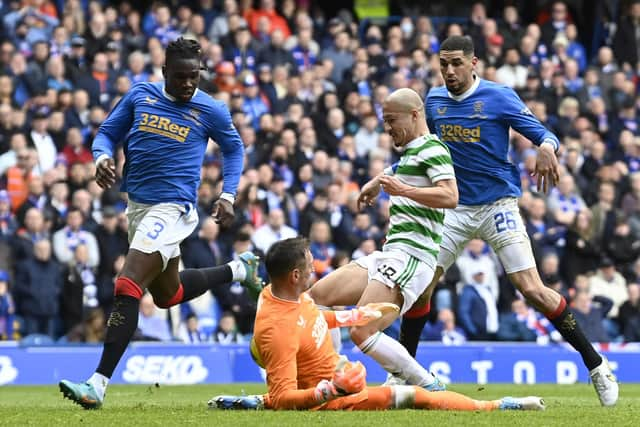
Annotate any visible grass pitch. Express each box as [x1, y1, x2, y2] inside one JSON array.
[[0, 383, 637, 426]]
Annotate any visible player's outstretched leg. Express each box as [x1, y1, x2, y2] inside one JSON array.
[[510, 268, 618, 406], [154, 251, 263, 308], [410, 387, 545, 411]]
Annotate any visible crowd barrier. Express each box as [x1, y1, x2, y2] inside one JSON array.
[[1, 341, 638, 385]]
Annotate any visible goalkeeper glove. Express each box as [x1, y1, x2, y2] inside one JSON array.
[[314, 356, 367, 403]]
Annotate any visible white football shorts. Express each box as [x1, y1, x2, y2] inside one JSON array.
[[354, 250, 435, 314], [438, 197, 536, 274], [127, 200, 199, 270]]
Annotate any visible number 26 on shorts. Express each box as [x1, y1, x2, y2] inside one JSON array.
[[494, 211, 517, 233], [146, 222, 165, 240]]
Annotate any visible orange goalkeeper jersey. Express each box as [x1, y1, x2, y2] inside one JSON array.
[[254, 285, 346, 409]]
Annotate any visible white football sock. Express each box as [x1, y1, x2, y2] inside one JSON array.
[[359, 332, 435, 387], [87, 372, 109, 400], [228, 260, 246, 282]]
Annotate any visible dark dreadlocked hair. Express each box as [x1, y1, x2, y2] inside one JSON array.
[[165, 37, 202, 65]]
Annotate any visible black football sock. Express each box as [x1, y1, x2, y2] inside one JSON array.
[[400, 314, 430, 358], [179, 266, 233, 301], [547, 298, 602, 370], [96, 295, 140, 378]]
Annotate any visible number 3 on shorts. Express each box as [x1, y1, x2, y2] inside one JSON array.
[[146, 222, 165, 240], [494, 212, 517, 233]]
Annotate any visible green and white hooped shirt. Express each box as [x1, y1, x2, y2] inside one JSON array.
[[383, 134, 455, 265]]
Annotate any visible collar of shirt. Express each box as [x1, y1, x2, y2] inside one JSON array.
[[448, 74, 481, 101], [162, 86, 199, 102]]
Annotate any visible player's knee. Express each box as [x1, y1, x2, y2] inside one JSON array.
[[510, 270, 543, 298], [350, 324, 376, 346], [153, 297, 171, 309]]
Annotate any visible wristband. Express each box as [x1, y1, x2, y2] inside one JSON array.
[[219, 192, 235, 205]]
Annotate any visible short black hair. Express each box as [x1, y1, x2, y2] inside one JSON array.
[[265, 237, 308, 280], [166, 37, 202, 65], [440, 36, 475, 56]]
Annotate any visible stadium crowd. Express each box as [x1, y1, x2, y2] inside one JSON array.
[[0, 0, 640, 347]]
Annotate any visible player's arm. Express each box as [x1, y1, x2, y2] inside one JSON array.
[[357, 163, 398, 209], [500, 87, 560, 192], [379, 142, 458, 208], [92, 87, 136, 188], [206, 102, 245, 227], [425, 95, 437, 134], [322, 303, 400, 329]]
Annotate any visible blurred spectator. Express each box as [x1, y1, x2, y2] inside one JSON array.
[[0, 190, 18, 240], [59, 243, 99, 334], [497, 298, 561, 344], [605, 214, 640, 280], [0, 270, 15, 340], [499, 5, 525, 49], [299, 189, 331, 237], [136, 293, 171, 341], [209, 0, 244, 43], [588, 257, 629, 319], [225, 25, 257, 73], [11, 207, 48, 263], [546, 173, 586, 227], [561, 209, 601, 285], [178, 313, 207, 343], [524, 194, 564, 262], [65, 307, 105, 343], [320, 31, 353, 84], [0, 133, 28, 176], [3, 3, 59, 47], [77, 52, 116, 109], [590, 180, 621, 245], [13, 239, 62, 337], [15, 174, 46, 230], [309, 220, 336, 278], [3, 147, 39, 212], [541, 1, 571, 48], [182, 217, 228, 269], [242, 73, 269, 128], [458, 268, 498, 341], [52, 207, 99, 268], [613, 0, 640, 71], [456, 239, 500, 302], [423, 308, 467, 345], [61, 127, 92, 166], [572, 291, 613, 343], [618, 283, 640, 342], [252, 207, 297, 254], [496, 47, 527, 89], [565, 24, 586, 72], [214, 311, 243, 344]]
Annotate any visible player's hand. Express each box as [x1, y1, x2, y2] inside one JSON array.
[[212, 198, 235, 228], [533, 144, 559, 193], [332, 356, 367, 395], [314, 357, 367, 403], [379, 175, 407, 197], [95, 158, 116, 189], [357, 177, 381, 210]]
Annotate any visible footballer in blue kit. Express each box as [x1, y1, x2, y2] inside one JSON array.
[[59, 38, 263, 409], [397, 36, 618, 407]]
